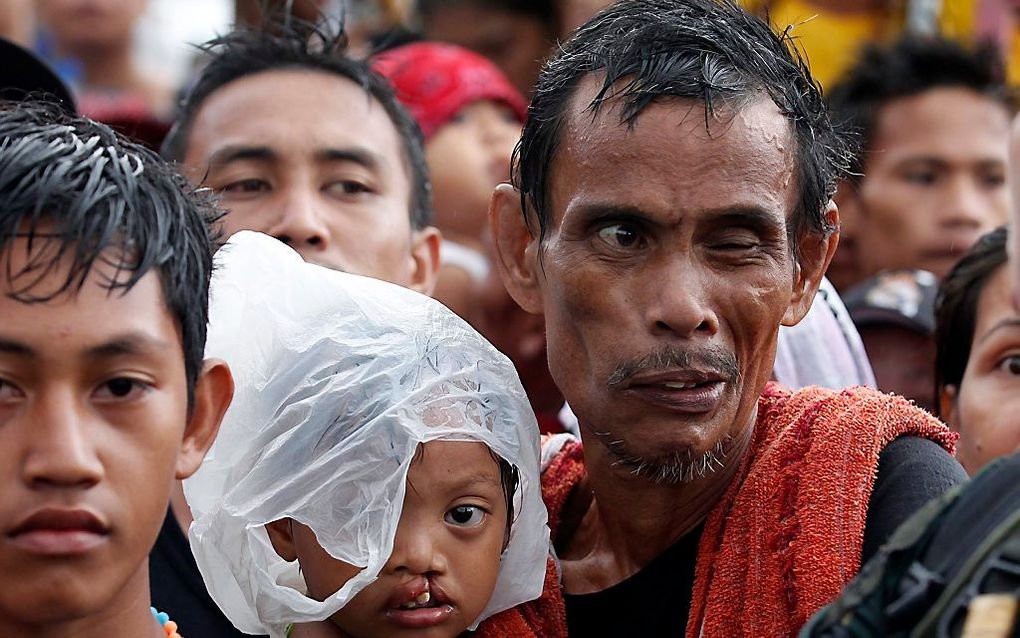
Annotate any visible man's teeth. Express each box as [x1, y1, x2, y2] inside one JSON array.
[[663, 381, 697, 390]]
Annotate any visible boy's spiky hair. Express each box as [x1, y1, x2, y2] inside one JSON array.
[[0, 102, 222, 407]]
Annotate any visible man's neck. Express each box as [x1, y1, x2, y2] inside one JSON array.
[[0, 562, 165, 638], [559, 423, 754, 595]]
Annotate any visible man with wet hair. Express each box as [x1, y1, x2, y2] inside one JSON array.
[[488, 0, 967, 634], [0, 103, 232, 638]]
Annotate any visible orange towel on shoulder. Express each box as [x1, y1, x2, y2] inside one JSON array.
[[484, 382, 955, 637]]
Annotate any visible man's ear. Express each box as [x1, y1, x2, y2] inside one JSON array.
[[265, 518, 298, 561], [408, 226, 442, 296], [940, 384, 960, 432], [489, 183, 544, 314], [781, 201, 840, 327], [175, 359, 234, 480]]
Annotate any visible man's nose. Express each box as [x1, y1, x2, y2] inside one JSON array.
[[647, 262, 720, 338], [384, 520, 446, 576], [268, 188, 331, 254], [22, 391, 104, 489]]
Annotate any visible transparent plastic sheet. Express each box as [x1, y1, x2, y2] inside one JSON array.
[[184, 232, 550, 637]]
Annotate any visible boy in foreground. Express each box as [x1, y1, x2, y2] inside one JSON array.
[[0, 103, 233, 638]]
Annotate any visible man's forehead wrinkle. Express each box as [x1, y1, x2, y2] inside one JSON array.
[[553, 95, 798, 230], [568, 101, 794, 178]]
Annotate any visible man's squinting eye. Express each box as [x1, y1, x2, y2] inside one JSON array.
[[220, 178, 270, 195], [997, 355, 1020, 376], [714, 231, 761, 251], [93, 378, 149, 401], [903, 170, 938, 186], [981, 171, 1007, 188], [444, 505, 487, 527], [326, 180, 373, 197], [597, 223, 643, 249], [0, 379, 24, 401]]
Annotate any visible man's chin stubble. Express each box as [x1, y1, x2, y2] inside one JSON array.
[[595, 431, 735, 486]]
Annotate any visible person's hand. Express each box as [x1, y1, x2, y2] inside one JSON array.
[[288, 621, 347, 638]]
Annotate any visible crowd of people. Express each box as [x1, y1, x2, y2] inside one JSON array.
[[3, 0, 1020, 637]]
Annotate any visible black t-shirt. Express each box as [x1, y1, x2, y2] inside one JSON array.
[[563, 436, 967, 637], [149, 508, 266, 638]]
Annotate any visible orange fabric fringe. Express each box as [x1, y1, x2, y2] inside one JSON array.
[[481, 383, 956, 637]]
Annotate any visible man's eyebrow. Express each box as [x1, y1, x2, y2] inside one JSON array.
[[0, 333, 173, 360], [704, 205, 786, 233], [569, 202, 664, 223], [207, 145, 276, 168], [315, 147, 381, 172], [0, 338, 35, 357], [977, 317, 1020, 346], [895, 156, 947, 168], [84, 333, 176, 360], [570, 202, 784, 232]]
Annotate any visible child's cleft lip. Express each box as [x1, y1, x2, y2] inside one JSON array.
[[385, 578, 455, 628], [386, 603, 455, 629]]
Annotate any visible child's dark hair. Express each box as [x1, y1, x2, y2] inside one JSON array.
[[0, 101, 222, 410], [934, 226, 1009, 411], [491, 450, 521, 548]]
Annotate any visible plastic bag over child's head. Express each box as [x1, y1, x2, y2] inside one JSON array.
[[184, 232, 550, 637]]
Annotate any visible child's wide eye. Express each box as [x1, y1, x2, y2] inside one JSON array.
[[444, 505, 486, 527]]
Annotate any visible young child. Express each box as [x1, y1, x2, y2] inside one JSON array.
[[185, 232, 550, 638], [373, 42, 567, 435], [935, 226, 1020, 474], [0, 104, 231, 637], [373, 41, 525, 321]]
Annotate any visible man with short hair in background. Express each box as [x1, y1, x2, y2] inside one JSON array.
[[827, 36, 1012, 293]]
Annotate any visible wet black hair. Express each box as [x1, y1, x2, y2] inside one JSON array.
[[0, 102, 222, 409], [513, 0, 851, 245], [827, 36, 1010, 182], [492, 450, 521, 547], [161, 22, 432, 230], [934, 226, 1009, 408]]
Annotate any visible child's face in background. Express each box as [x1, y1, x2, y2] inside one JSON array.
[[276, 440, 509, 637], [426, 101, 522, 240], [942, 265, 1020, 474]]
